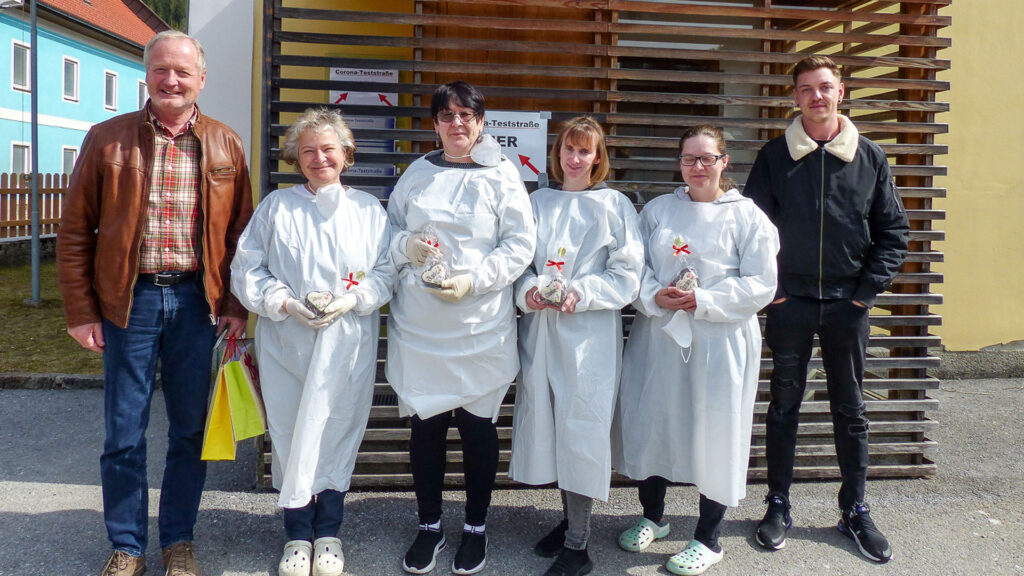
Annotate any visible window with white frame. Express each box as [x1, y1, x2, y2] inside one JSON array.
[[12, 41, 30, 91], [138, 80, 148, 110], [12, 143, 30, 174], [62, 147, 79, 175], [104, 71, 118, 111], [63, 57, 79, 102]]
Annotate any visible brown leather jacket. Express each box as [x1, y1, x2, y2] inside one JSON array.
[[57, 106, 254, 329]]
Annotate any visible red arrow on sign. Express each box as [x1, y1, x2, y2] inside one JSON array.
[[518, 154, 539, 175], [378, 94, 393, 106], [333, 92, 348, 104]]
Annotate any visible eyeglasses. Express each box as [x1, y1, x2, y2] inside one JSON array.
[[436, 111, 477, 124], [679, 154, 727, 167]]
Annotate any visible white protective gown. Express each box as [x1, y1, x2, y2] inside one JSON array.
[[509, 184, 643, 501], [611, 187, 779, 507], [386, 152, 536, 420], [230, 184, 396, 508]]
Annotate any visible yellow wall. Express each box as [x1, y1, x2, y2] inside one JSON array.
[[935, 1, 1024, 351]]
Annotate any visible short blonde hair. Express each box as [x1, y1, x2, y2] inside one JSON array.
[[144, 31, 206, 73], [548, 116, 610, 187], [280, 107, 356, 172]]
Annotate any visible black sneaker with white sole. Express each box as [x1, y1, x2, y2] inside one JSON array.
[[452, 531, 487, 575], [403, 524, 446, 574], [755, 492, 792, 550], [839, 503, 892, 563]]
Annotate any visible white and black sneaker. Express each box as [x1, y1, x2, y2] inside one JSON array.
[[839, 503, 892, 563], [755, 493, 792, 550], [403, 523, 446, 574], [452, 530, 487, 575]]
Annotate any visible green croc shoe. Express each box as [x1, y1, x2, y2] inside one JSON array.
[[617, 517, 670, 552], [666, 540, 723, 576]]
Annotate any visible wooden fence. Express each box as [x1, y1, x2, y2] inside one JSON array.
[[0, 173, 66, 241], [258, 0, 949, 488]]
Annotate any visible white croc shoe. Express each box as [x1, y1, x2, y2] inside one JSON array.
[[279, 540, 313, 576], [312, 537, 345, 576], [618, 517, 671, 552], [666, 539, 724, 576]]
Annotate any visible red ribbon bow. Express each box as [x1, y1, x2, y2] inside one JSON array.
[[673, 244, 691, 256], [342, 272, 360, 290], [546, 260, 565, 272]]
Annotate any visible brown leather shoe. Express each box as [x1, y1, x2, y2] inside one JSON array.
[[101, 550, 146, 576], [161, 542, 201, 576]]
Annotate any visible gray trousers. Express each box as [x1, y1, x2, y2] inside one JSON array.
[[561, 489, 594, 550]]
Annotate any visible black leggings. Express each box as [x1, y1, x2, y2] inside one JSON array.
[[410, 408, 499, 526], [638, 476, 727, 550]]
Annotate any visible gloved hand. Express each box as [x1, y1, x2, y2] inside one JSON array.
[[428, 274, 473, 302], [406, 233, 441, 266], [309, 293, 358, 329], [283, 298, 318, 328]]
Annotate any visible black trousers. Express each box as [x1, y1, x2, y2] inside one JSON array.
[[410, 408, 499, 526], [638, 476, 727, 550], [764, 296, 871, 509]]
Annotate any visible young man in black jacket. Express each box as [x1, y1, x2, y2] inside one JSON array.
[[743, 55, 908, 564]]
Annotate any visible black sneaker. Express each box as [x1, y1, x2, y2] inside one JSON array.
[[452, 531, 487, 575], [534, 519, 568, 558], [755, 492, 792, 550], [839, 503, 892, 563], [543, 546, 593, 576], [403, 524, 446, 574]]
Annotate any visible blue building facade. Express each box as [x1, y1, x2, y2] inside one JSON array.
[[1, 11, 147, 175]]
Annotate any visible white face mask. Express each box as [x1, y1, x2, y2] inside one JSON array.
[[313, 182, 343, 218], [470, 133, 502, 167]]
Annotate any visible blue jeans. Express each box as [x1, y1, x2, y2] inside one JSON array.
[[100, 279, 216, 555], [283, 489, 347, 541]]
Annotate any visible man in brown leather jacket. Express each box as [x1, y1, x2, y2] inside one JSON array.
[[56, 30, 252, 576]]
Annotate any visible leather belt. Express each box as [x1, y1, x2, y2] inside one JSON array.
[[137, 271, 197, 287]]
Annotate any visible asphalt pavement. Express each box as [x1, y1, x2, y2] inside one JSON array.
[[1, 379, 1022, 576]]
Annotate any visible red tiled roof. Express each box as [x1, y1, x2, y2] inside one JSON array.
[[41, 0, 168, 48]]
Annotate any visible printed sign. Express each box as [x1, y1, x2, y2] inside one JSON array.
[[483, 111, 550, 183], [330, 68, 399, 198]]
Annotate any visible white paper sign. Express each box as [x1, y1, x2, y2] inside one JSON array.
[[482, 111, 549, 183], [329, 68, 398, 106]]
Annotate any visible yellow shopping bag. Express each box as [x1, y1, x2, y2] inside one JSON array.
[[200, 335, 265, 461], [200, 363, 237, 460]]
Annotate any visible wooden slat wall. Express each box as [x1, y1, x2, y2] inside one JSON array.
[[259, 0, 949, 488]]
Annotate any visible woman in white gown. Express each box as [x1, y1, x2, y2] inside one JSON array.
[[510, 116, 643, 576], [386, 81, 535, 575], [612, 125, 779, 576], [231, 107, 396, 576]]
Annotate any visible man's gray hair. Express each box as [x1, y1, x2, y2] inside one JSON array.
[[281, 107, 357, 171], [143, 30, 206, 73]]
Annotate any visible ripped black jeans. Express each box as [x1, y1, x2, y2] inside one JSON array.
[[764, 295, 870, 510]]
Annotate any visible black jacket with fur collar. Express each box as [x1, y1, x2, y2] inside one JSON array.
[[743, 115, 909, 307]]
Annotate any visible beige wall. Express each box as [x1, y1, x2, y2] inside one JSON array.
[[935, 1, 1024, 351]]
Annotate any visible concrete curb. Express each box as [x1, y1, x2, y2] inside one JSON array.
[[3, 351, 1024, 389], [0, 372, 103, 389]]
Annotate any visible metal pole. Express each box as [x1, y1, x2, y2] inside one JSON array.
[[25, 0, 40, 306]]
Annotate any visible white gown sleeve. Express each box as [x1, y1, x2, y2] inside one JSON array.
[[353, 206, 398, 316], [692, 205, 780, 323], [632, 202, 669, 318], [387, 182, 414, 269], [470, 165, 536, 295], [573, 194, 644, 312], [230, 197, 294, 322]]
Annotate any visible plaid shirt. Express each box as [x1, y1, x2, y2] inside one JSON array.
[[138, 107, 202, 274]]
